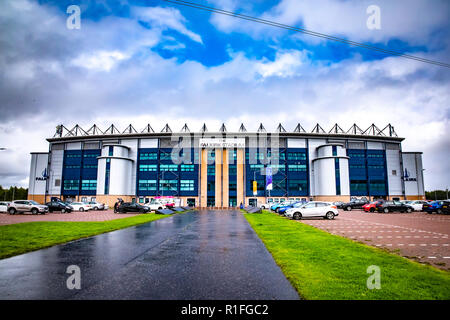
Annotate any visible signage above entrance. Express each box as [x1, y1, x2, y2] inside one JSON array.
[[199, 138, 245, 149]]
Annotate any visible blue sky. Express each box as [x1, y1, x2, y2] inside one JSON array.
[[0, 0, 449, 190], [37, 0, 442, 66]]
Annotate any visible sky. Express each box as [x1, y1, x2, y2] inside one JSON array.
[[0, 0, 449, 190]]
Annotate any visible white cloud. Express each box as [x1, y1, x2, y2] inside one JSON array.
[[208, 0, 450, 47], [134, 6, 203, 44], [256, 50, 308, 78], [71, 50, 129, 71]]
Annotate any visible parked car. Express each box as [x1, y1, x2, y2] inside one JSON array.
[[342, 199, 370, 211], [45, 201, 73, 213], [285, 201, 339, 220], [404, 200, 428, 211], [0, 201, 10, 213], [116, 202, 150, 213], [278, 202, 301, 215], [376, 201, 414, 213], [69, 202, 92, 212], [423, 201, 447, 214], [363, 200, 384, 212], [153, 197, 176, 208], [87, 201, 106, 210], [147, 199, 168, 211], [271, 200, 296, 213], [165, 202, 175, 209], [259, 202, 272, 209], [7, 200, 49, 215], [281, 202, 306, 216], [440, 201, 450, 214], [333, 201, 345, 209]]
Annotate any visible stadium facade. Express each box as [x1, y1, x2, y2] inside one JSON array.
[[28, 123, 425, 208]]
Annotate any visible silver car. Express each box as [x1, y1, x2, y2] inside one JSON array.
[[0, 201, 10, 213], [8, 200, 49, 215], [88, 201, 105, 210], [285, 201, 339, 220]]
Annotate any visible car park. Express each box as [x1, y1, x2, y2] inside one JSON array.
[[7, 200, 49, 215], [342, 199, 370, 211], [45, 201, 73, 213], [285, 201, 339, 220], [376, 201, 414, 213], [69, 202, 91, 212], [0, 201, 10, 213], [116, 202, 151, 213]]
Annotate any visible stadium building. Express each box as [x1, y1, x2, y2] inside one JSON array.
[[28, 123, 425, 208]]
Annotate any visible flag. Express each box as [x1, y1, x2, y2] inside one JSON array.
[[266, 167, 273, 190]]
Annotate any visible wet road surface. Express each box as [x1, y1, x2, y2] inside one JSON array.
[[0, 210, 299, 300]]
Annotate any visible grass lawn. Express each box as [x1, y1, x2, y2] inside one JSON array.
[[0, 213, 170, 260], [244, 211, 450, 300]]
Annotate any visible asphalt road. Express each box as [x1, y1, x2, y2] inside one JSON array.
[[0, 210, 299, 300]]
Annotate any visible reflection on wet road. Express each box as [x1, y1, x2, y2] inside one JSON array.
[[0, 210, 299, 300]]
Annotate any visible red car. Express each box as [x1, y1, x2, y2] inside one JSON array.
[[363, 200, 384, 212]]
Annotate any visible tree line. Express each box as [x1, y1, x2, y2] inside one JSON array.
[[0, 186, 28, 202], [425, 190, 449, 201]]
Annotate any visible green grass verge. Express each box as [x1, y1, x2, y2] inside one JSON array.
[[244, 211, 450, 300], [0, 213, 170, 260]]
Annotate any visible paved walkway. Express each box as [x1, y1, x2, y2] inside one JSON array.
[[0, 211, 138, 225], [0, 210, 299, 300]]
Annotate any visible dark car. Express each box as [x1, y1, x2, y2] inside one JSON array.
[[342, 199, 370, 211], [333, 201, 345, 209], [116, 202, 150, 213], [441, 201, 450, 214], [45, 201, 73, 213], [376, 201, 413, 213]]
